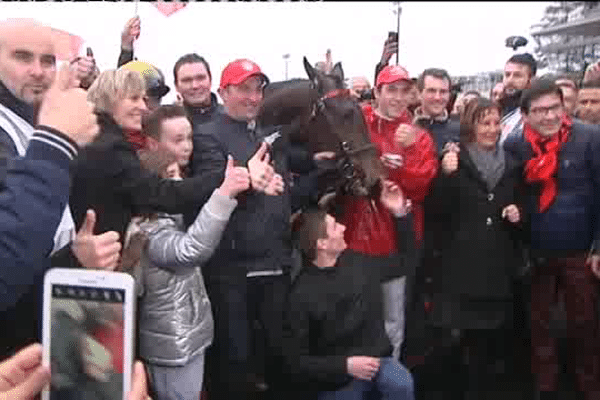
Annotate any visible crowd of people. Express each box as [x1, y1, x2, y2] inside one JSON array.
[[1, 13, 600, 400]]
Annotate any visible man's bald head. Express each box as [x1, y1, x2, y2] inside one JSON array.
[[0, 19, 69, 106]]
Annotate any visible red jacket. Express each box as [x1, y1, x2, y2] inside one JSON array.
[[340, 103, 438, 256]]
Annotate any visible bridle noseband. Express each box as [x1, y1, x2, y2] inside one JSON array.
[[308, 83, 376, 195]]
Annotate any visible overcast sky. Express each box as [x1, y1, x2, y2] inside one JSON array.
[[0, 1, 551, 102]]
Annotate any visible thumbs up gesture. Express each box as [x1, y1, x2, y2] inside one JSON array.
[[217, 155, 251, 199], [248, 142, 275, 193], [395, 124, 418, 148], [72, 209, 122, 271], [441, 143, 460, 176], [37, 62, 98, 146]]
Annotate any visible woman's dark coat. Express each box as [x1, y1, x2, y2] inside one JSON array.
[[69, 113, 222, 243], [425, 143, 525, 330]]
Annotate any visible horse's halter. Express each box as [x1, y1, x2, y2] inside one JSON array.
[[308, 83, 375, 196]]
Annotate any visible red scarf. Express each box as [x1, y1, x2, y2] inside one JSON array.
[[124, 129, 147, 151], [523, 116, 571, 213]]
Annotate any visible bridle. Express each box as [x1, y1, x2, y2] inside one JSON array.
[[308, 82, 376, 195]]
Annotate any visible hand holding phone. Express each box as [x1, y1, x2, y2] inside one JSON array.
[[0, 343, 50, 400], [380, 153, 404, 169], [42, 268, 135, 400], [381, 32, 399, 64]]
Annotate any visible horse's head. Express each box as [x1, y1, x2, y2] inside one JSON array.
[[303, 57, 384, 198]]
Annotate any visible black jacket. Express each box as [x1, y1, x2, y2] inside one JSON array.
[[190, 112, 292, 277], [69, 113, 222, 242], [428, 145, 524, 302], [117, 48, 133, 68], [281, 216, 414, 393], [185, 93, 223, 129], [414, 114, 461, 157]]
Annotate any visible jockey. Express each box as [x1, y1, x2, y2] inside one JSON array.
[[337, 65, 438, 360]]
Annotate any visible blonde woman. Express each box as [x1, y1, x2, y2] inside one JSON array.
[[68, 68, 223, 253]]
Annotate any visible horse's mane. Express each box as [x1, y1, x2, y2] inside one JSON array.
[[265, 78, 309, 94], [258, 79, 315, 129]]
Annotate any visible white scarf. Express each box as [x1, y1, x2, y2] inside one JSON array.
[[0, 102, 75, 255]]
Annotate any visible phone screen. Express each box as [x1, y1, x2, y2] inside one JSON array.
[[48, 284, 126, 400]]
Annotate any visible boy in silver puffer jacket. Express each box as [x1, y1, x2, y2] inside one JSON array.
[[124, 105, 251, 400]]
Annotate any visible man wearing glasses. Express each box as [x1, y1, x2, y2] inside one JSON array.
[[505, 79, 600, 398]]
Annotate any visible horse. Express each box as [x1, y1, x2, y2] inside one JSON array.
[[258, 57, 385, 207]]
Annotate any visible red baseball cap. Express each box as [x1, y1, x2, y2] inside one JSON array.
[[219, 59, 269, 90], [376, 65, 410, 88]]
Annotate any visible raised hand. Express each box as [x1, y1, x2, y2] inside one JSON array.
[[380, 180, 411, 217], [501, 204, 520, 224], [441, 149, 459, 176], [72, 48, 97, 89], [263, 173, 285, 196], [72, 209, 122, 271], [38, 62, 99, 145], [584, 61, 600, 84], [394, 124, 417, 148], [380, 36, 399, 65], [218, 155, 251, 198], [248, 142, 275, 193], [121, 16, 141, 51]]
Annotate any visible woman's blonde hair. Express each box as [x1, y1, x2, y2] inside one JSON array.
[[87, 69, 146, 114]]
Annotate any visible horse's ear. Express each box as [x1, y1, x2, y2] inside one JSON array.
[[303, 57, 318, 87], [331, 62, 344, 81]]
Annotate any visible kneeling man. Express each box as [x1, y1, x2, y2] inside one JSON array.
[[282, 180, 415, 400]]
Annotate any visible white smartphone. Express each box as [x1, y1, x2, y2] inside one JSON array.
[[42, 268, 136, 400]]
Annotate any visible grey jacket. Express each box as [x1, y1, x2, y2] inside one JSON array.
[[137, 189, 237, 366]]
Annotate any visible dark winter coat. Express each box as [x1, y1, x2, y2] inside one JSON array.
[[190, 112, 292, 278], [185, 93, 223, 130], [426, 143, 525, 329], [69, 113, 222, 243]]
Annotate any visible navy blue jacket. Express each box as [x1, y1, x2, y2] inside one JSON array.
[[0, 128, 79, 357], [504, 121, 600, 255], [191, 112, 292, 278], [414, 115, 460, 157]]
